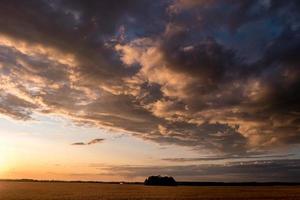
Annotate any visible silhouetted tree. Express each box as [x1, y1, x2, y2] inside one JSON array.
[[144, 175, 177, 186]]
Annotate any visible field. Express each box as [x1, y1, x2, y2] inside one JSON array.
[[1, 181, 300, 200]]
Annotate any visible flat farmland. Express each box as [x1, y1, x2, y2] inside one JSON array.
[[1, 181, 300, 200]]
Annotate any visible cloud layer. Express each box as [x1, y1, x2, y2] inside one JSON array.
[[0, 0, 299, 159], [92, 159, 300, 182]]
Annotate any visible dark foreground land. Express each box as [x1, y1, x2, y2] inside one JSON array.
[[1, 181, 300, 200]]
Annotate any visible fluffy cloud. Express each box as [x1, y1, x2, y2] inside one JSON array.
[[0, 0, 299, 158]]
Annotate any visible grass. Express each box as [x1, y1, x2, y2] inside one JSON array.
[[1, 181, 300, 199]]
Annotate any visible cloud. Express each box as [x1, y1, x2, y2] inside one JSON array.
[[162, 153, 295, 162], [87, 138, 105, 145], [91, 159, 300, 182], [72, 138, 105, 146], [0, 0, 299, 158], [114, 0, 300, 154], [71, 142, 86, 146], [168, 0, 217, 15]]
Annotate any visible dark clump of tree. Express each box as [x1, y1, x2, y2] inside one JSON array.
[[144, 175, 177, 186]]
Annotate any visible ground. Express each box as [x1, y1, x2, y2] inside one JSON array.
[[1, 181, 300, 200]]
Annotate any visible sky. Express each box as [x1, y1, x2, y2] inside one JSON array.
[[0, 0, 299, 182]]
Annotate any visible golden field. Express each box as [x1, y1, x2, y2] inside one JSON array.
[[1, 181, 300, 200]]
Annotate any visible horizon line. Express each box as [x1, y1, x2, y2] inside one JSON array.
[[1, 179, 300, 186]]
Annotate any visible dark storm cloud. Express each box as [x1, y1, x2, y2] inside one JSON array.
[[0, 0, 164, 87], [0, 0, 299, 158], [92, 159, 300, 182], [162, 36, 237, 85]]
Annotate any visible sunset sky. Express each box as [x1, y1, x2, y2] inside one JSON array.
[[0, 0, 299, 182]]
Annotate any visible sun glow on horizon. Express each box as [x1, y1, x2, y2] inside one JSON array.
[[0, 146, 10, 175]]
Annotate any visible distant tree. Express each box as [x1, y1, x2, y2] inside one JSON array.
[[144, 175, 177, 186]]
